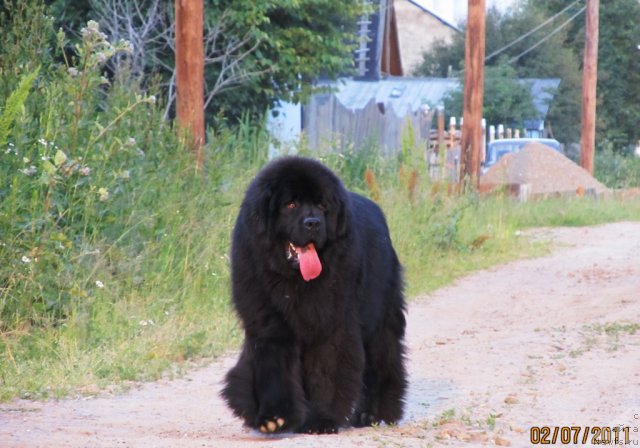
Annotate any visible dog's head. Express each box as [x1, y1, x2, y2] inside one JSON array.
[[244, 157, 350, 281]]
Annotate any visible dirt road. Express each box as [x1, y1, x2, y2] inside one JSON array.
[[2, 222, 639, 447]]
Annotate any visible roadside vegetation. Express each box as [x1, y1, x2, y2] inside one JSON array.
[[1, 3, 640, 402]]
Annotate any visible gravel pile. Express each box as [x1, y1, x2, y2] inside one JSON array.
[[480, 142, 608, 196]]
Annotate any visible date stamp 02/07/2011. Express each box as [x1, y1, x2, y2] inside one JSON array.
[[530, 426, 634, 445], [530, 412, 639, 445]]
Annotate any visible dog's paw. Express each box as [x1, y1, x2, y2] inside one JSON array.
[[258, 416, 286, 434], [352, 411, 380, 427], [298, 418, 339, 434]]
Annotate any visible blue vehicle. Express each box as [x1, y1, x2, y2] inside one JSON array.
[[482, 138, 562, 173]]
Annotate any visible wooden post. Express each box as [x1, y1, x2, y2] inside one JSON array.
[[437, 107, 445, 156], [436, 107, 445, 181], [460, 0, 486, 189], [580, 0, 599, 175], [175, 0, 205, 170]]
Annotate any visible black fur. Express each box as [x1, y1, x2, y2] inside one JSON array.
[[221, 156, 407, 434]]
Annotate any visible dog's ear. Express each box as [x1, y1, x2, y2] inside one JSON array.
[[245, 184, 273, 236], [327, 189, 350, 240], [264, 190, 280, 241]]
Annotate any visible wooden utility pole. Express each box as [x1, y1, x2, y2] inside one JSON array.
[[580, 0, 599, 175], [175, 0, 205, 170], [460, 0, 486, 189]]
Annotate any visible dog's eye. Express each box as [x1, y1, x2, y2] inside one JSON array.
[[285, 201, 297, 209]]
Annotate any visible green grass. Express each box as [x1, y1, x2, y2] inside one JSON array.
[[380, 183, 640, 296], [3, 146, 638, 402], [567, 321, 640, 358], [600, 322, 640, 336]]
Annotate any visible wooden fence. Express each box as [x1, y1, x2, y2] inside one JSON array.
[[426, 113, 530, 182], [303, 93, 434, 156]]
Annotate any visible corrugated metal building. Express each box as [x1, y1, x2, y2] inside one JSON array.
[[301, 76, 560, 154]]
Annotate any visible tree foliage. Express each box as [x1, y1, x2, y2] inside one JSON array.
[[415, 1, 640, 149], [442, 59, 536, 128], [415, 5, 580, 140], [0, 1, 56, 96], [44, 0, 364, 122], [593, 0, 640, 149]]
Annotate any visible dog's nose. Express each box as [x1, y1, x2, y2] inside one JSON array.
[[303, 217, 321, 231]]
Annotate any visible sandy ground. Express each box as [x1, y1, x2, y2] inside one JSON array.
[[1, 222, 639, 447]]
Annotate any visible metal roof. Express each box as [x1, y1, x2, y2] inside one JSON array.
[[323, 77, 458, 117], [321, 76, 560, 119]]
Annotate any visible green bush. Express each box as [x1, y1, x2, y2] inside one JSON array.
[[0, 12, 248, 399], [0, 18, 168, 327], [595, 145, 640, 189]]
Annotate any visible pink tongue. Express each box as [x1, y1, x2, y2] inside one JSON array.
[[296, 243, 322, 281]]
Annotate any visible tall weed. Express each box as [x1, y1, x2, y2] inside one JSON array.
[[0, 13, 249, 398], [595, 146, 640, 188], [0, 20, 158, 327]]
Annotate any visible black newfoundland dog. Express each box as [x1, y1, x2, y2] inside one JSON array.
[[222, 156, 407, 434]]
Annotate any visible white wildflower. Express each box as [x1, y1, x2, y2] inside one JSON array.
[[126, 137, 137, 147], [87, 20, 100, 32], [38, 138, 49, 147], [139, 319, 154, 327], [119, 39, 134, 54], [68, 67, 79, 77], [95, 280, 105, 288], [79, 166, 91, 176], [20, 166, 37, 176], [98, 187, 109, 202], [21, 256, 32, 264], [81, 20, 101, 40], [95, 52, 107, 64], [147, 95, 156, 105]]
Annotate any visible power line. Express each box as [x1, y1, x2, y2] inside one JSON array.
[[485, 0, 582, 62], [508, 6, 586, 64], [452, 1, 586, 77]]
